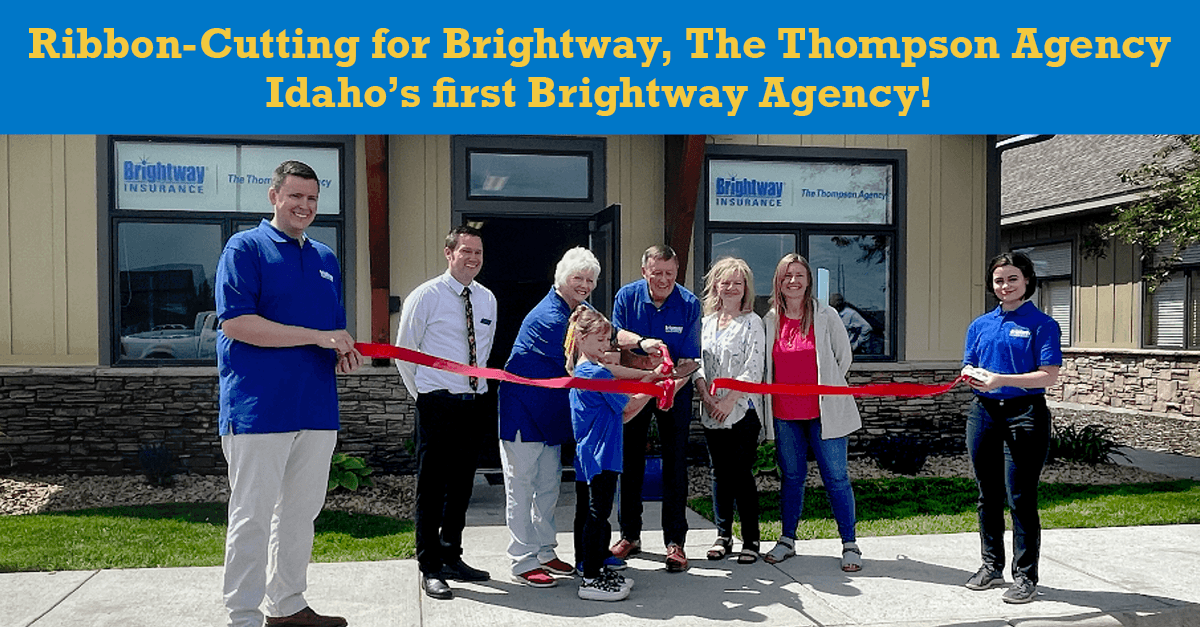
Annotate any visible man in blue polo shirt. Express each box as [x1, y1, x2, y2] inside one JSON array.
[[609, 244, 701, 572], [216, 160, 361, 627]]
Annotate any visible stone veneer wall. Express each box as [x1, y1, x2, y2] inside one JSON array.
[[1, 364, 972, 476], [1053, 349, 1200, 416]]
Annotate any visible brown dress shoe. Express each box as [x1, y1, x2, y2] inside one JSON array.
[[265, 607, 347, 627]]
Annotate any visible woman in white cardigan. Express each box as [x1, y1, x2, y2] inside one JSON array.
[[693, 257, 766, 565], [761, 253, 863, 572]]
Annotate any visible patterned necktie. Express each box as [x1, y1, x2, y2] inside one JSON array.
[[461, 286, 479, 390]]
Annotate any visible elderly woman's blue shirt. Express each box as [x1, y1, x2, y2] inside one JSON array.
[[498, 287, 580, 445]]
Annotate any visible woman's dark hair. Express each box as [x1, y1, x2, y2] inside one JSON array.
[[987, 251, 1037, 300]]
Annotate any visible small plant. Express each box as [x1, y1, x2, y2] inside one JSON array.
[[753, 441, 778, 476], [137, 441, 186, 487], [328, 453, 375, 492], [868, 434, 931, 475], [1050, 423, 1130, 464]]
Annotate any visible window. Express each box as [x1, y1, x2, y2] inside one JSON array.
[[108, 138, 350, 365], [1017, 242, 1072, 346], [1144, 243, 1200, 349], [452, 136, 604, 217], [702, 146, 904, 361]]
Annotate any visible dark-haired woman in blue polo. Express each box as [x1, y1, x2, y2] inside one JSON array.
[[960, 251, 1061, 605]]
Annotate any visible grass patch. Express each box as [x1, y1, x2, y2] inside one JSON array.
[[0, 503, 413, 573], [688, 478, 1200, 542]]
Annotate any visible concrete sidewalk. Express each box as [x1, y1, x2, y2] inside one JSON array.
[[6, 473, 1200, 627]]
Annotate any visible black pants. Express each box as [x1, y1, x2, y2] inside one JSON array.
[[574, 470, 619, 579], [415, 392, 484, 575], [703, 410, 762, 547], [618, 388, 692, 547], [966, 394, 1051, 584]]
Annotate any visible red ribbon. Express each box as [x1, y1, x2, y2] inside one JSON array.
[[357, 342, 967, 406], [356, 342, 679, 409], [709, 376, 969, 398]]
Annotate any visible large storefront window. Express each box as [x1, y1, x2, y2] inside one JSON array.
[[108, 138, 348, 365], [702, 146, 904, 361]]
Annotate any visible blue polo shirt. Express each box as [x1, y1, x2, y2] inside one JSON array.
[[498, 287, 578, 446], [963, 301, 1062, 400], [571, 360, 628, 482], [612, 279, 702, 362], [215, 220, 346, 435]]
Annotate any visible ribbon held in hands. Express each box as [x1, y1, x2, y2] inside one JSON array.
[[709, 376, 969, 399], [356, 342, 679, 410]]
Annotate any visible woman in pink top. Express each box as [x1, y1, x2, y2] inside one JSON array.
[[760, 254, 863, 572]]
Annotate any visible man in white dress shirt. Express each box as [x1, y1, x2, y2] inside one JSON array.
[[396, 225, 497, 600]]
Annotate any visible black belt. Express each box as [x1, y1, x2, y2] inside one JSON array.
[[977, 393, 1043, 413], [424, 389, 480, 401]]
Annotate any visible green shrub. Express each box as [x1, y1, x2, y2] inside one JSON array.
[[867, 435, 931, 475], [137, 442, 186, 487], [328, 453, 375, 492], [1050, 423, 1129, 464], [753, 441, 778, 476]]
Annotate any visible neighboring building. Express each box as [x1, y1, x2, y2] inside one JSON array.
[[1000, 134, 1200, 416], [1, 134, 994, 475]]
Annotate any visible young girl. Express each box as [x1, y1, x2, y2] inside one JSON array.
[[565, 306, 658, 602]]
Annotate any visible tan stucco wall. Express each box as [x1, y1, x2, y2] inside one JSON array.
[[0, 135, 99, 366], [709, 135, 990, 362]]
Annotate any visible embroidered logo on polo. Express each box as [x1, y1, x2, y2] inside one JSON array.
[[1009, 328, 1031, 338], [319, 270, 334, 282], [665, 325, 684, 333]]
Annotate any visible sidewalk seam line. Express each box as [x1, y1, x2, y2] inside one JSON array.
[[24, 569, 100, 626]]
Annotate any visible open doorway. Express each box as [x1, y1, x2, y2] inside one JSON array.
[[464, 208, 620, 470]]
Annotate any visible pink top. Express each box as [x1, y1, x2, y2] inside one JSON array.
[[771, 315, 820, 420]]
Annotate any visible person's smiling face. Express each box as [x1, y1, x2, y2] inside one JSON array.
[[268, 175, 319, 239], [991, 263, 1029, 310], [780, 262, 810, 302], [642, 256, 679, 304], [561, 271, 596, 309], [446, 234, 483, 285]]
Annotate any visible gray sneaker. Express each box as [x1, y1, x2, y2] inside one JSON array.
[[578, 573, 630, 601], [964, 565, 1005, 590], [1002, 578, 1037, 604]]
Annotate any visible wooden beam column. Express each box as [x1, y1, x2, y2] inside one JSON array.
[[365, 135, 391, 363], [663, 135, 707, 284]]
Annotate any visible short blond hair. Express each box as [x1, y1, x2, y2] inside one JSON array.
[[701, 257, 755, 315]]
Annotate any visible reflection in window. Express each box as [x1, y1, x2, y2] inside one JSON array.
[[468, 152, 590, 199], [117, 222, 221, 361], [711, 232, 795, 316], [808, 234, 891, 358]]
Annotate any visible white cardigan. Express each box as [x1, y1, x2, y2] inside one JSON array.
[[762, 301, 862, 441], [696, 311, 766, 430]]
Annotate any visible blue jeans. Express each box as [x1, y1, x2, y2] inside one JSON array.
[[774, 418, 856, 543], [966, 395, 1051, 584]]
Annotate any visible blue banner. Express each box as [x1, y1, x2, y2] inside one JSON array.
[[5, 0, 1197, 133]]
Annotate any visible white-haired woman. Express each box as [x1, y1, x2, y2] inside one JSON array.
[[693, 257, 766, 565], [498, 247, 603, 588]]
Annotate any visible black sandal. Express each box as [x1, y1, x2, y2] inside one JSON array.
[[706, 537, 732, 560], [737, 544, 759, 565]]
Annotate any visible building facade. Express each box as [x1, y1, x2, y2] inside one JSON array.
[[1, 134, 993, 475]]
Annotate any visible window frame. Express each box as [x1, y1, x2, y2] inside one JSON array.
[[698, 144, 907, 362], [99, 135, 355, 367], [451, 135, 606, 221], [1015, 240, 1074, 348]]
